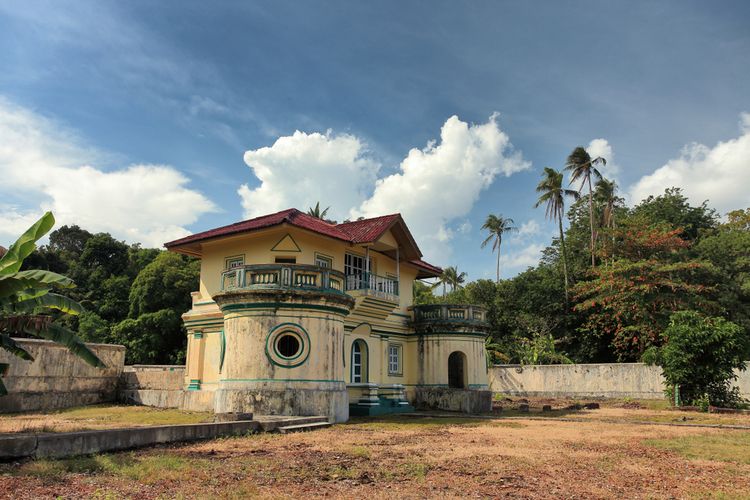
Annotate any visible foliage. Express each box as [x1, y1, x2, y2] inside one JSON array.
[[0, 213, 104, 395], [112, 309, 185, 365], [431, 266, 467, 296], [307, 202, 330, 220], [564, 146, 606, 267], [643, 311, 748, 408], [511, 314, 572, 365], [631, 187, 717, 241]]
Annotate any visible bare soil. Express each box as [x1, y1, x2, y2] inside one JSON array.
[[2, 409, 749, 499]]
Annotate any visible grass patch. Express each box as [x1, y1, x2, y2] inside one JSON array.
[[349, 416, 489, 430], [17, 452, 208, 483], [645, 432, 750, 464], [345, 445, 371, 459], [0, 404, 212, 434]]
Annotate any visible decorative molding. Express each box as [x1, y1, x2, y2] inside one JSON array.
[[271, 233, 301, 252]]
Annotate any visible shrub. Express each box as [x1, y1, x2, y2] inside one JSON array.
[[643, 311, 749, 408]]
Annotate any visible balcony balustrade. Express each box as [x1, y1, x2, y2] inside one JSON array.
[[344, 272, 399, 297], [411, 304, 487, 325], [220, 264, 346, 294]]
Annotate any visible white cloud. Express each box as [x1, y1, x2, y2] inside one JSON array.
[[629, 113, 750, 214], [516, 219, 541, 238], [239, 130, 380, 222], [500, 243, 546, 273], [584, 138, 621, 184], [0, 97, 216, 247], [353, 114, 530, 260]]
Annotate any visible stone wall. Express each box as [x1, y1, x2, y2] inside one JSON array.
[[118, 365, 186, 408], [0, 338, 125, 413], [489, 363, 750, 400], [413, 387, 492, 413]]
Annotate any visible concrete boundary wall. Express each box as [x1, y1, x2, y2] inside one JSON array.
[[0, 339, 125, 413], [489, 363, 750, 399]]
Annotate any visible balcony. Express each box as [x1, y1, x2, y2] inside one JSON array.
[[345, 273, 399, 297], [344, 272, 400, 319], [220, 264, 346, 295], [410, 304, 489, 334]]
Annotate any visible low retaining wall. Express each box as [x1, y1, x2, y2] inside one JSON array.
[[117, 365, 215, 412], [413, 387, 492, 413], [0, 339, 125, 413], [489, 363, 750, 399]]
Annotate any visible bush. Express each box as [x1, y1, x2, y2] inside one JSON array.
[[643, 311, 749, 408]]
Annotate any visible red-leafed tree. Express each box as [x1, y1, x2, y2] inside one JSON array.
[[572, 216, 720, 360]]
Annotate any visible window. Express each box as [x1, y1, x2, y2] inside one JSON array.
[[225, 255, 244, 270], [388, 344, 402, 375], [275, 257, 296, 264], [344, 253, 371, 276], [315, 254, 332, 268], [276, 334, 301, 358], [351, 340, 368, 383]]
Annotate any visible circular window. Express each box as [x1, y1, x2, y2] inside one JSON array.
[[265, 323, 310, 368], [276, 334, 301, 358]]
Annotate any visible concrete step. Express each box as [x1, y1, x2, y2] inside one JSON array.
[[276, 421, 332, 434], [257, 416, 329, 432]]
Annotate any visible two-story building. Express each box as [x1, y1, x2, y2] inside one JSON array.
[[165, 208, 491, 422]]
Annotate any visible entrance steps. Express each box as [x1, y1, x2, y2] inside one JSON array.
[[255, 415, 330, 433], [276, 420, 332, 434]]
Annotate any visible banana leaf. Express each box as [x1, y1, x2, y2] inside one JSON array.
[[0, 334, 34, 361], [23, 323, 105, 368], [11, 293, 84, 315], [0, 212, 54, 275]]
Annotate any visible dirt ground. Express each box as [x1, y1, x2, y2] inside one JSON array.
[[2, 408, 750, 499]]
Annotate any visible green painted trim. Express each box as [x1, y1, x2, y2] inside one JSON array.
[[270, 233, 302, 252], [184, 318, 224, 326], [193, 300, 217, 306], [265, 322, 310, 368], [221, 302, 351, 316], [226, 313, 344, 324], [221, 378, 345, 383], [193, 331, 203, 339], [219, 329, 226, 372], [187, 379, 201, 390]]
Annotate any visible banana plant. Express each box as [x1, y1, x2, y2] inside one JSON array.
[[0, 212, 104, 395]]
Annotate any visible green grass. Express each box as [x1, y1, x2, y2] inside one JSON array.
[[17, 452, 210, 483], [645, 432, 750, 464]]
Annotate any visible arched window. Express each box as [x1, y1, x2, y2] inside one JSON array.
[[351, 339, 368, 383], [448, 351, 467, 389]]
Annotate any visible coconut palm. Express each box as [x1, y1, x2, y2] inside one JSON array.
[[481, 214, 518, 283], [432, 266, 467, 297], [307, 202, 330, 219], [0, 212, 104, 395], [594, 178, 622, 261], [564, 147, 607, 267], [534, 167, 579, 302]]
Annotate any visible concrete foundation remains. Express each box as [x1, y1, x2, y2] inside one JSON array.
[[0, 339, 125, 413], [413, 387, 492, 414]]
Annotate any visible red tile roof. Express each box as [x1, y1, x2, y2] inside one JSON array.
[[336, 214, 401, 243], [164, 208, 442, 277]]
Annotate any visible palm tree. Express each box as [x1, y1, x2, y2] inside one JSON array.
[[307, 202, 330, 219], [564, 147, 607, 267], [534, 167, 579, 303], [0, 212, 104, 395], [481, 214, 518, 283], [431, 266, 466, 297], [594, 178, 621, 261]]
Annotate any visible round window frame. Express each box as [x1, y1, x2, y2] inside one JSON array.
[[265, 323, 310, 368]]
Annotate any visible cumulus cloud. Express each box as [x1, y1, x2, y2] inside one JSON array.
[[629, 113, 750, 214], [352, 114, 530, 260], [500, 243, 546, 273], [517, 219, 541, 238], [239, 130, 380, 221], [584, 138, 621, 184], [0, 97, 216, 247]]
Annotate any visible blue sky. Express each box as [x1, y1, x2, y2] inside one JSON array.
[[1, 1, 749, 279]]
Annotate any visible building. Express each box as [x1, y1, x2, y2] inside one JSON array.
[[165, 208, 491, 422]]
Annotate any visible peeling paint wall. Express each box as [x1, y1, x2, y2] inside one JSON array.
[[0, 339, 125, 413]]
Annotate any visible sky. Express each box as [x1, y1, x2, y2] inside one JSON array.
[[1, 1, 749, 280]]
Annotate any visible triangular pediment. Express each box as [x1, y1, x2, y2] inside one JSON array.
[[271, 233, 301, 252]]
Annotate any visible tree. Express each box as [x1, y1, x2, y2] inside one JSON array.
[[534, 167, 579, 302], [564, 147, 606, 267], [307, 202, 330, 220], [481, 214, 518, 282], [128, 252, 199, 318], [111, 309, 184, 364], [0, 213, 104, 395], [644, 312, 748, 408], [632, 187, 717, 241], [593, 178, 623, 261], [432, 266, 467, 296], [573, 219, 719, 360]]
